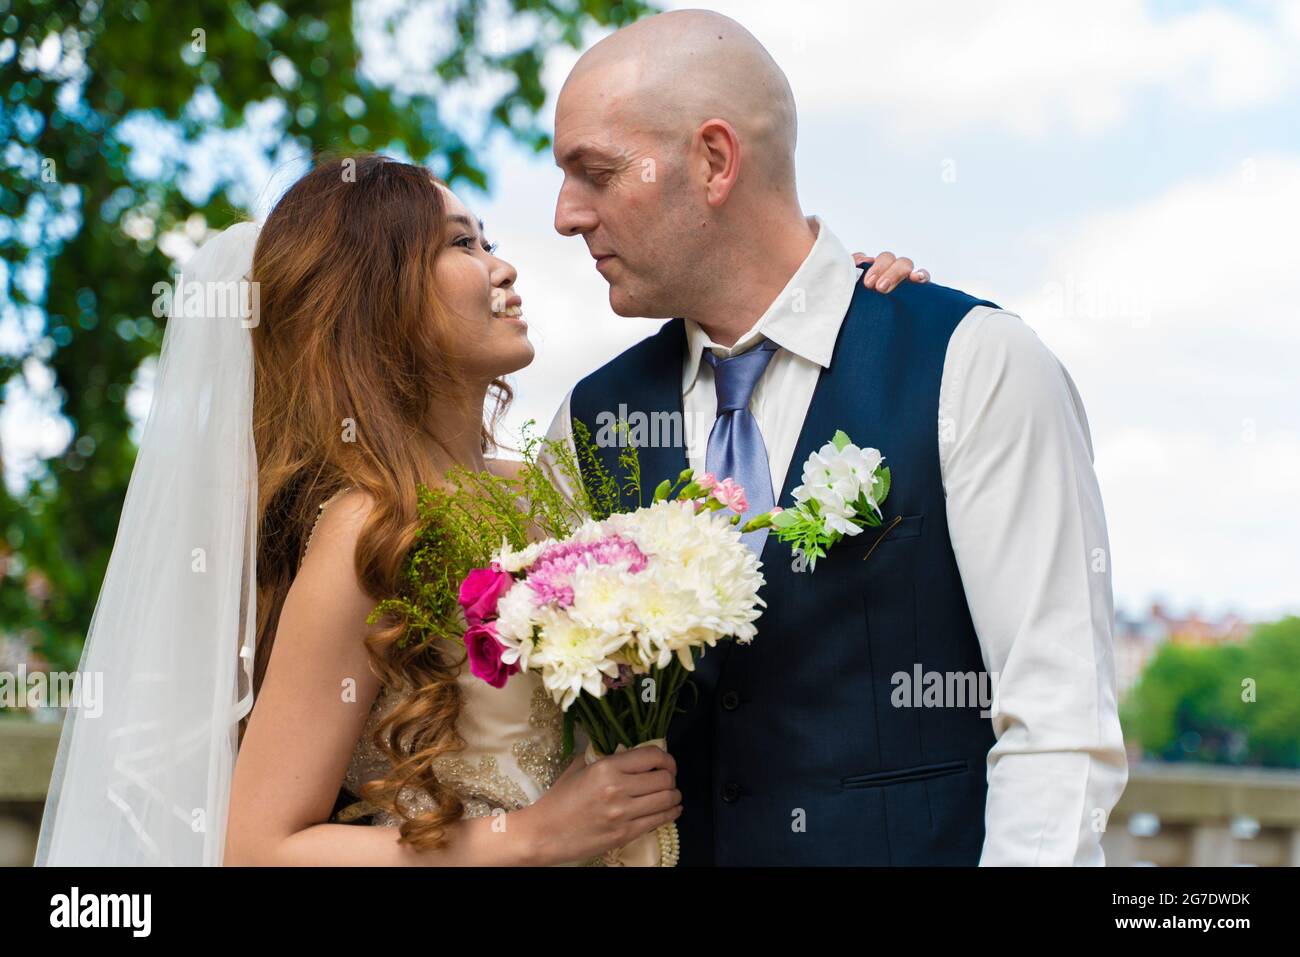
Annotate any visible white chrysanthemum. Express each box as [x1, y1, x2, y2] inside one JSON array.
[[495, 536, 548, 574], [686, 513, 766, 644], [606, 499, 717, 568], [791, 440, 883, 535], [493, 580, 538, 668], [694, 546, 766, 645], [530, 609, 626, 709], [624, 567, 718, 668], [567, 517, 608, 544], [612, 501, 766, 664], [568, 561, 639, 638]]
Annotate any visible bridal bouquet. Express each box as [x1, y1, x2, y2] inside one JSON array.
[[464, 485, 767, 705], [459, 470, 767, 866], [370, 423, 768, 867]]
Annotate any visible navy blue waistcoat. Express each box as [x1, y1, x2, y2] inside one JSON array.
[[569, 269, 1000, 865]]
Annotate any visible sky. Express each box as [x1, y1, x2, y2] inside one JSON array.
[[4, 0, 1299, 621]]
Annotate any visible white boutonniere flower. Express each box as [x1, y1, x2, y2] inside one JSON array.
[[743, 430, 893, 571]]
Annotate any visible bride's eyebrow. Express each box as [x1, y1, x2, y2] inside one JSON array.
[[445, 214, 486, 237]]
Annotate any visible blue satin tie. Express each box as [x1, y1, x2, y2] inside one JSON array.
[[703, 338, 780, 555]]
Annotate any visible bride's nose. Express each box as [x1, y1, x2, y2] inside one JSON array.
[[490, 262, 518, 313], [491, 254, 517, 292]]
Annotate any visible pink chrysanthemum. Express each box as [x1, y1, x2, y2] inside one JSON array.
[[525, 533, 648, 607]]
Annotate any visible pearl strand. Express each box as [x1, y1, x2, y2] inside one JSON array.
[[656, 821, 680, 867]]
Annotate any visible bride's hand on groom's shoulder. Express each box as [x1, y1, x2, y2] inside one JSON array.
[[853, 250, 931, 293]]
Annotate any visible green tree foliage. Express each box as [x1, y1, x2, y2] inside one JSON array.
[[0, 0, 654, 674], [1121, 616, 1300, 768]]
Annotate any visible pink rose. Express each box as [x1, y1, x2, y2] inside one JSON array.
[[458, 563, 513, 624], [464, 621, 520, 689], [711, 477, 749, 514]]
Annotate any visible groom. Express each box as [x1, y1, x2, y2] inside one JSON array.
[[544, 11, 1127, 865]]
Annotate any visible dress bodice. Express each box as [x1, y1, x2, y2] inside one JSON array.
[[333, 654, 573, 827], [305, 486, 585, 847]]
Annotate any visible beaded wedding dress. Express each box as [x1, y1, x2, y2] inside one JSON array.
[[299, 489, 577, 834], [331, 657, 574, 827]]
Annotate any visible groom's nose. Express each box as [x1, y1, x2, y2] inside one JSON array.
[[554, 185, 597, 237]]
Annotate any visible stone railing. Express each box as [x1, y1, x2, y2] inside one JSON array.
[[3, 720, 1298, 866], [0, 720, 61, 866], [1103, 761, 1300, 866]]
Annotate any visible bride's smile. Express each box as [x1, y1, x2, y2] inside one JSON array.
[[433, 184, 534, 380]]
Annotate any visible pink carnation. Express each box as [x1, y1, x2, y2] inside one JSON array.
[[711, 478, 749, 514]]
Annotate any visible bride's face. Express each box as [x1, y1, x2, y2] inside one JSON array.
[[433, 185, 534, 379]]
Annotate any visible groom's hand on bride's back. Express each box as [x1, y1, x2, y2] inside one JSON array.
[[515, 744, 681, 866], [853, 250, 931, 293]]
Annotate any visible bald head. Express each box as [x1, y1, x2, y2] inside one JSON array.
[[560, 9, 798, 191], [553, 10, 811, 324]]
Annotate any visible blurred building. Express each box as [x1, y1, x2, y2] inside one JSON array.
[[1114, 602, 1253, 698]]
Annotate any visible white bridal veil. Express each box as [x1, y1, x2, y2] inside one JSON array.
[[35, 221, 262, 865]]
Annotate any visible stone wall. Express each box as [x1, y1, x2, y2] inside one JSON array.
[[4, 720, 1299, 866]]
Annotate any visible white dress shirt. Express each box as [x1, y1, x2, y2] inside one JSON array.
[[544, 216, 1129, 866]]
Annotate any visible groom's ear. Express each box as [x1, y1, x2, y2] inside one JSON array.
[[698, 120, 742, 208]]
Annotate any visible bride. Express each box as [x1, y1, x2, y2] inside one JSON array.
[[33, 153, 922, 866]]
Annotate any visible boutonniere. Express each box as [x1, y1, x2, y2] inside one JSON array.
[[743, 430, 897, 571]]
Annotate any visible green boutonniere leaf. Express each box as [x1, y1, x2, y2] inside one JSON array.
[[875, 465, 892, 504], [771, 509, 800, 529]]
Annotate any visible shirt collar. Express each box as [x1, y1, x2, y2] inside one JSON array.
[[682, 215, 860, 393]]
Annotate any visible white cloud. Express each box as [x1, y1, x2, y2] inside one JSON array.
[[1096, 427, 1300, 619], [988, 154, 1300, 617], [654, 0, 1300, 139], [1005, 153, 1300, 398]]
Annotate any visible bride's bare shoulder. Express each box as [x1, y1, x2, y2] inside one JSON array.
[[485, 457, 525, 480], [300, 487, 376, 568], [281, 488, 383, 645]]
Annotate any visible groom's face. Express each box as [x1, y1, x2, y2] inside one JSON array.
[[553, 75, 700, 318]]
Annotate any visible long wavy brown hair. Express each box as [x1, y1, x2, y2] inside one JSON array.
[[243, 154, 512, 849]]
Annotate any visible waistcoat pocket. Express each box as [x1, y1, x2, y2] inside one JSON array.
[[840, 757, 968, 789]]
